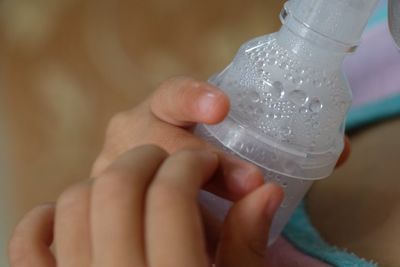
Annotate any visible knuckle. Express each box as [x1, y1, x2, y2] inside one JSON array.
[[90, 155, 109, 177], [56, 183, 88, 211], [8, 205, 50, 267], [106, 111, 130, 134], [8, 230, 26, 267], [93, 168, 134, 201], [8, 238, 28, 267]]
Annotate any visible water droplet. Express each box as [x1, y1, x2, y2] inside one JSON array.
[[299, 107, 309, 114], [313, 80, 323, 87], [280, 126, 292, 136], [274, 113, 282, 119], [256, 61, 264, 69], [262, 71, 271, 78], [311, 141, 317, 147], [312, 121, 320, 128], [249, 91, 260, 103], [309, 98, 323, 113], [266, 57, 276, 65], [266, 112, 274, 119], [281, 181, 288, 187], [289, 90, 308, 105], [270, 81, 284, 98]]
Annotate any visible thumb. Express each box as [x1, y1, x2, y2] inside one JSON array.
[[215, 183, 283, 267]]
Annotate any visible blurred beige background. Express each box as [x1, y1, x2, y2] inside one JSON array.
[[0, 0, 283, 265]]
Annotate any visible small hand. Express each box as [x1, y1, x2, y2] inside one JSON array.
[[91, 76, 350, 201], [9, 145, 284, 267], [92, 76, 267, 201]]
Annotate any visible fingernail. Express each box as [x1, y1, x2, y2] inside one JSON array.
[[229, 167, 254, 190], [197, 150, 219, 164], [264, 184, 284, 216], [198, 90, 220, 115], [229, 164, 264, 194]]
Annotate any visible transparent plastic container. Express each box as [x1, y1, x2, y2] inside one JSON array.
[[195, 0, 379, 243]]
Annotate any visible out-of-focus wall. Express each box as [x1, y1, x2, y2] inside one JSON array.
[[1, 76, 12, 266], [0, 0, 283, 265]]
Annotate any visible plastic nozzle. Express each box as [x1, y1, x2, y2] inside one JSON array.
[[284, 0, 379, 46]]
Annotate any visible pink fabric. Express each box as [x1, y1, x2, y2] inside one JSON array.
[[266, 237, 331, 267], [344, 23, 400, 107]]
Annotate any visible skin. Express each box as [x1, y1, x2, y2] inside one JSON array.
[[90, 76, 268, 200], [8, 145, 284, 267], [308, 118, 400, 266], [9, 76, 349, 266]]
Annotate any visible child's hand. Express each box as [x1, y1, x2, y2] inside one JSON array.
[[92, 76, 350, 201], [9, 145, 284, 267], [92, 76, 267, 202]]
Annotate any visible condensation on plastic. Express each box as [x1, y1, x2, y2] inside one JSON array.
[[195, 0, 379, 244]]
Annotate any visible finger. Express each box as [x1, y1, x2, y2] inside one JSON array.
[[200, 205, 223, 259], [216, 183, 284, 267], [8, 204, 56, 267], [93, 126, 263, 202], [336, 136, 351, 168], [204, 154, 265, 201], [146, 150, 219, 267], [144, 128, 265, 200], [54, 181, 92, 267], [151, 76, 230, 127], [91, 145, 168, 267]]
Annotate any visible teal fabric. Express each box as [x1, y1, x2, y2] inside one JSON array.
[[283, 93, 400, 266], [284, 203, 378, 267], [346, 94, 400, 131], [366, 0, 387, 29]]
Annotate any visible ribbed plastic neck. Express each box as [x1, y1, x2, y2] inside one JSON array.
[[280, 0, 379, 53]]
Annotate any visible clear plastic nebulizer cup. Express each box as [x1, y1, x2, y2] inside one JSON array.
[[195, 0, 379, 244]]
